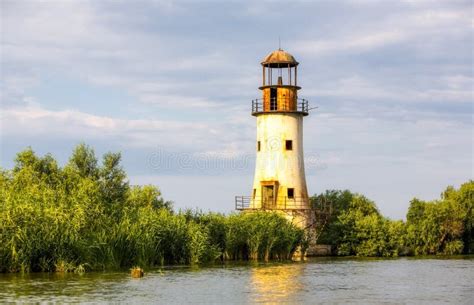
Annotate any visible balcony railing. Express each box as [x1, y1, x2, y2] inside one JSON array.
[[252, 98, 309, 115], [235, 196, 311, 210]]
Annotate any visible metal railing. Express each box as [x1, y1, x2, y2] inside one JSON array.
[[251, 98, 309, 115], [235, 196, 311, 210]]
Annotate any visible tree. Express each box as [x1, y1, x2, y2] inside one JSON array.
[[455, 181, 474, 254], [312, 191, 406, 257], [405, 184, 469, 255], [310, 190, 354, 251], [99, 152, 129, 218], [127, 185, 173, 211], [66, 143, 98, 179], [337, 195, 383, 256]]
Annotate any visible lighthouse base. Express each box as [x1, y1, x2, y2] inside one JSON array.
[[280, 209, 333, 258], [238, 207, 324, 258], [277, 209, 320, 260], [280, 209, 315, 230]]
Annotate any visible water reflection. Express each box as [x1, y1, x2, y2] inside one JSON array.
[[1, 258, 473, 304], [0, 272, 129, 303], [250, 263, 304, 304]]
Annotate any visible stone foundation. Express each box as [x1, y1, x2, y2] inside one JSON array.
[[306, 244, 332, 256]]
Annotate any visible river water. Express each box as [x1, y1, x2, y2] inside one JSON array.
[[0, 257, 473, 304]]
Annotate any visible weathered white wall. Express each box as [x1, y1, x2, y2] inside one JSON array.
[[251, 113, 309, 211]]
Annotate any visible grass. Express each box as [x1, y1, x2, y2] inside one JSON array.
[[0, 145, 304, 273]]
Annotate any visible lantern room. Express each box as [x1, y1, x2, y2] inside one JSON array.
[[252, 49, 308, 115]]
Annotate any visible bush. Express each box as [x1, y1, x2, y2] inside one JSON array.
[[312, 181, 473, 257]]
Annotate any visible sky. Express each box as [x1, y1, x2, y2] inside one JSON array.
[[1, 0, 472, 219]]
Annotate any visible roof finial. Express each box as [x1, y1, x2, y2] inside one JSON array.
[[278, 36, 281, 50]]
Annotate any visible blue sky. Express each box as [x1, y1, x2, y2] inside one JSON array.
[[1, 0, 472, 219]]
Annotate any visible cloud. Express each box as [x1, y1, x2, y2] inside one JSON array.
[[305, 74, 473, 103], [1, 0, 472, 219], [0, 103, 257, 159], [295, 30, 406, 56], [1, 1, 249, 113], [1, 105, 208, 147], [138, 94, 221, 108], [294, 6, 469, 56], [0, 75, 40, 107]]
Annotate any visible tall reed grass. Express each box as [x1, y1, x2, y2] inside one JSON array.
[[0, 145, 304, 273]]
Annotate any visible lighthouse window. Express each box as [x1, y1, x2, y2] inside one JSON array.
[[270, 88, 277, 110], [253, 188, 256, 199], [285, 140, 293, 151], [257, 141, 261, 151], [287, 188, 295, 199]]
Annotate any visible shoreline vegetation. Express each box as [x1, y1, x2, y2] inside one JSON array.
[[0, 144, 472, 273]]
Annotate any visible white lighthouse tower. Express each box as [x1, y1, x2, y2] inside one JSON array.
[[236, 49, 313, 229]]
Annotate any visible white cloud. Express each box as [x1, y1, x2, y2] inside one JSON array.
[[1, 1, 123, 49], [305, 74, 472, 103], [294, 7, 469, 56], [0, 75, 40, 107], [138, 94, 220, 108], [0, 104, 256, 158], [1, 0, 472, 219], [1, 105, 208, 147], [1, 0, 247, 114], [295, 30, 406, 56]]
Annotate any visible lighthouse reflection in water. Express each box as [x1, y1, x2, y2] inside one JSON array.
[[250, 263, 304, 304]]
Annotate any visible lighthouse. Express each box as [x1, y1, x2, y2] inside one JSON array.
[[236, 49, 313, 229]]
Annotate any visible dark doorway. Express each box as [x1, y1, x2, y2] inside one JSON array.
[[270, 88, 277, 110], [262, 185, 274, 208]]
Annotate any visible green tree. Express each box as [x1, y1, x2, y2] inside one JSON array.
[[100, 152, 129, 205], [310, 190, 354, 251], [405, 183, 469, 255], [66, 143, 99, 179], [127, 185, 172, 211], [313, 192, 405, 257], [337, 195, 383, 256], [454, 181, 474, 254]]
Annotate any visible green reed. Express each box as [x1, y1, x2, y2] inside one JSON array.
[[0, 145, 303, 273]]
